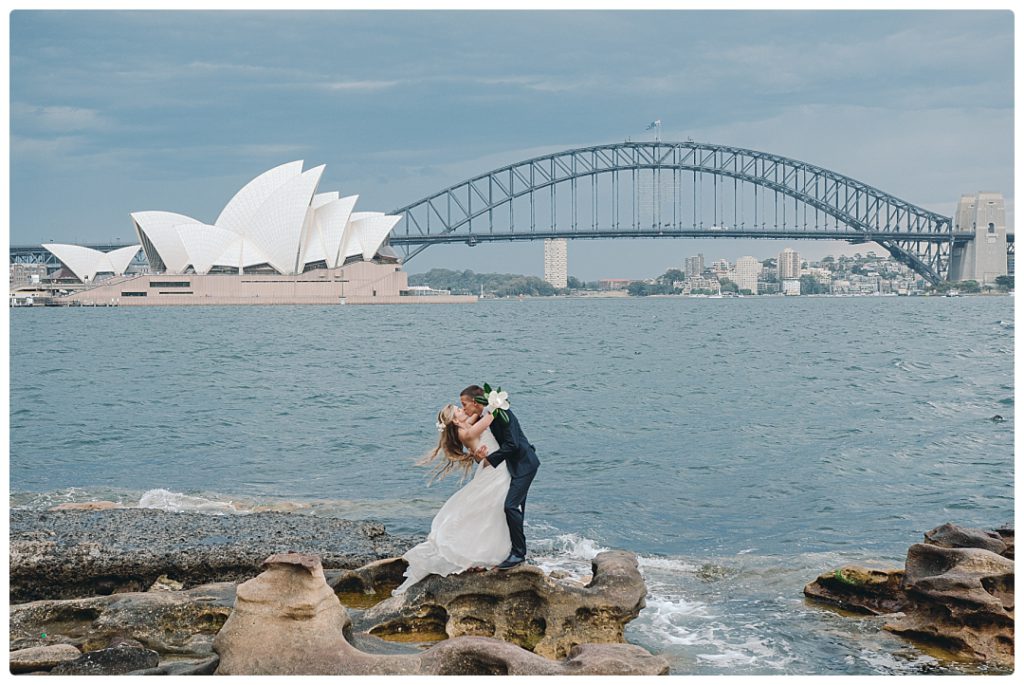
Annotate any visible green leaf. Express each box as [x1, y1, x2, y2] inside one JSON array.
[[483, 383, 492, 394]]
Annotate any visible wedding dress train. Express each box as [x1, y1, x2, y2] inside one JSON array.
[[393, 428, 512, 594]]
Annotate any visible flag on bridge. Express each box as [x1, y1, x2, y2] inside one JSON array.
[[645, 119, 661, 131]]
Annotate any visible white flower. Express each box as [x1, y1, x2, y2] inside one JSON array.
[[436, 420, 445, 432], [485, 389, 510, 414]]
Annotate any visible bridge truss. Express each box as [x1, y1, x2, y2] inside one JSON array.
[[388, 142, 970, 284]]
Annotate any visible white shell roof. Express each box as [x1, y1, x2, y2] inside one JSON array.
[[43, 243, 141, 282], [127, 161, 400, 276]]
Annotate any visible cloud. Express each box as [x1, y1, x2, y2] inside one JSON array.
[[12, 103, 111, 132]]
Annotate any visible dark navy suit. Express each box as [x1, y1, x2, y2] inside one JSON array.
[[484, 409, 540, 558]]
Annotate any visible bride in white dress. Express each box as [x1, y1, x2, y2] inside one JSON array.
[[393, 404, 512, 594]]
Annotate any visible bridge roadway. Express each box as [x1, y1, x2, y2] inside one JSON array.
[[7, 229, 1005, 263]]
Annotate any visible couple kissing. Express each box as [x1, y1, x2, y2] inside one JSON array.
[[393, 384, 541, 595]]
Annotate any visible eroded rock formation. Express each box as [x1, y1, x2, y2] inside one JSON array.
[[356, 550, 648, 659], [804, 522, 1014, 669], [213, 552, 668, 675]]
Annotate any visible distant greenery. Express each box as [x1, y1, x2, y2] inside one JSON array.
[[799, 274, 828, 295], [627, 281, 673, 296], [719, 278, 739, 294], [995, 275, 1014, 291], [934, 279, 982, 294], [409, 269, 558, 296]]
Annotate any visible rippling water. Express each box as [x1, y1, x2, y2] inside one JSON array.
[[9, 296, 1014, 674]]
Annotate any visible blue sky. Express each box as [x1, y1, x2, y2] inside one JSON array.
[[8, 10, 1014, 279]]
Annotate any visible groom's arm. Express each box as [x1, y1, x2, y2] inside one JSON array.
[[484, 415, 520, 468]]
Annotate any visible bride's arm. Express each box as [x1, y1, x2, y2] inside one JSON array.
[[459, 411, 494, 442]]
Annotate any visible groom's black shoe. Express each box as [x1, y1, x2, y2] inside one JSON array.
[[496, 555, 525, 569]]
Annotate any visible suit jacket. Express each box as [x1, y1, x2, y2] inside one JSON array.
[[485, 409, 540, 478]]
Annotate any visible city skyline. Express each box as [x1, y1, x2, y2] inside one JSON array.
[[8, 9, 1014, 280]]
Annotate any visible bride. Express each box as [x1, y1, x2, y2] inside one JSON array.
[[393, 404, 512, 594]]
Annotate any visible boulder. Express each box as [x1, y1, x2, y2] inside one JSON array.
[[9, 581, 236, 655], [50, 643, 160, 675], [803, 566, 906, 615], [884, 543, 1014, 667], [805, 523, 1014, 670], [360, 550, 649, 659], [213, 552, 363, 675], [126, 655, 221, 675], [9, 644, 82, 673], [417, 636, 670, 675], [213, 552, 668, 676], [924, 523, 1008, 556], [9, 508, 416, 602]]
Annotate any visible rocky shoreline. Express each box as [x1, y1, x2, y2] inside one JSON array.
[[9, 508, 416, 602], [804, 522, 1014, 670], [8, 508, 669, 675]]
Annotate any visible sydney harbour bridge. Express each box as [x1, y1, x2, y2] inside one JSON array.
[[11, 141, 1012, 285]]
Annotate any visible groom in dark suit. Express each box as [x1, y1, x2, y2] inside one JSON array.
[[461, 384, 540, 569]]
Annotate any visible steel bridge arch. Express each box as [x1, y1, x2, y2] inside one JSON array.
[[388, 142, 959, 284]]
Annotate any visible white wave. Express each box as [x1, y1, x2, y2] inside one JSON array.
[[638, 555, 700, 574], [137, 488, 242, 514]]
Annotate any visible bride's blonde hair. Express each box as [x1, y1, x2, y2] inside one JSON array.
[[419, 404, 475, 483]]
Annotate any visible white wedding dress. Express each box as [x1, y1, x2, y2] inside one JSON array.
[[393, 428, 512, 594]]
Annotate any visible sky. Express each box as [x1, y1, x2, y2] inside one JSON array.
[[7, 9, 1015, 280]]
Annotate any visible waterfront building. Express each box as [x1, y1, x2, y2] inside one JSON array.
[[782, 279, 801, 296], [684, 254, 705, 278], [682, 276, 721, 295], [711, 258, 730, 274], [778, 247, 801, 279], [543, 238, 568, 288], [9, 263, 49, 288], [36, 161, 475, 306], [599, 278, 633, 290], [733, 256, 761, 294]]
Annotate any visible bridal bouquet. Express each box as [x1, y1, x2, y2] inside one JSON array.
[[475, 383, 510, 423]]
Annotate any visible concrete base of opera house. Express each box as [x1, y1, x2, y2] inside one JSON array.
[[54, 262, 476, 306]]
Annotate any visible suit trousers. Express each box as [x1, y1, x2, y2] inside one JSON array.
[[504, 467, 537, 558]]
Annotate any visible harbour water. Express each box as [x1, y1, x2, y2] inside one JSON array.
[[8, 295, 1014, 674]]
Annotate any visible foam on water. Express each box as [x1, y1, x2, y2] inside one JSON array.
[[137, 488, 246, 514]]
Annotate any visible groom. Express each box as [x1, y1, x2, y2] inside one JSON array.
[[461, 384, 540, 569]]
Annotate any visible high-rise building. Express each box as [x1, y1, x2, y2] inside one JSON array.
[[544, 238, 568, 288], [778, 247, 801, 279], [685, 254, 705, 278], [732, 256, 761, 294]]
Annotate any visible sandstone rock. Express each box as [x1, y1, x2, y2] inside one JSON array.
[[50, 501, 122, 511], [806, 523, 1014, 670], [9, 581, 236, 655], [803, 566, 907, 615], [884, 543, 1014, 667], [148, 574, 185, 592], [417, 636, 670, 675], [127, 655, 222, 675], [50, 643, 160, 675], [361, 550, 649, 659], [213, 551, 668, 676], [213, 552, 359, 675], [995, 523, 1014, 560], [9, 508, 415, 602], [924, 523, 1007, 556], [163, 654, 220, 675], [9, 644, 82, 673]]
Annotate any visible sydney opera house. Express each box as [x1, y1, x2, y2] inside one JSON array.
[[44, 161, 473, 305]]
